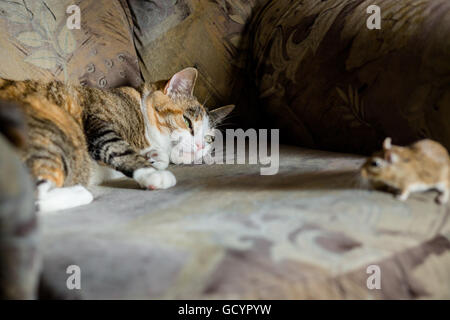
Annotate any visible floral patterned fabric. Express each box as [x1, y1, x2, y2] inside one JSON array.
[[127, 0, 267, 107], [0, 0, 142, 88], [242, 0, 450, 154]]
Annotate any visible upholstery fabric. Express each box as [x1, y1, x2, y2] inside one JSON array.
[[245, 0, 450, 154], [127, 0, 266, 107], [0, 0, 142, 88], [39, 145, 450, 299], [1, 0, 449, 300]]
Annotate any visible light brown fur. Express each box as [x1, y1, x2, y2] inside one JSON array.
[[361, 138, 450, 204]]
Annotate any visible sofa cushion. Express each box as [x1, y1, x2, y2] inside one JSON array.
[[245, 0, 450, 154], [127, 0, 266, 107], [0, 0, 142, 88]]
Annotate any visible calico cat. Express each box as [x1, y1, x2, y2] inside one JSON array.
[[0, 67, 234, 213]]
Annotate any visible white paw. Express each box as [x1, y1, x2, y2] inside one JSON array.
[[133, 168, 176, 190], [37, 183, 94, 214], [146, 149, 169, 170], [437, 193, 449, 205]]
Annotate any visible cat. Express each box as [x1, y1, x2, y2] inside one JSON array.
[[0, 67, 234, 213], [361, 137, 450, 204]]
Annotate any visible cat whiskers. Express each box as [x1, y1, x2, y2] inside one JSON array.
[[208, 147, 237, 163], [211, 114, 236, 128]]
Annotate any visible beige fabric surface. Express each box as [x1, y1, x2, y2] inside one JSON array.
[[39, 145, 450, 299]]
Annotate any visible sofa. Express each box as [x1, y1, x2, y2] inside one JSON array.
[[0, 0, 449, 299]]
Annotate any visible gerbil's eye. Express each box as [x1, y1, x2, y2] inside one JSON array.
[[205, 135, 215, 144], [370, 159, 382, 167], [183, 116, 192, 129]]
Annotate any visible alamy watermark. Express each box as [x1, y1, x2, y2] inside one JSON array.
[[66, 5, 81, 30], [170, 129, 280, 176], [66, 265, 81, 290], [366, 265, 381, 290], [367, 5, 381, 30]]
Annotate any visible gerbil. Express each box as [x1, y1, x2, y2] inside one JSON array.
[[361, 138, 450, 204]]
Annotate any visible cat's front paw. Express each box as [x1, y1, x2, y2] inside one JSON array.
[[145, 149, 169, 170], [133, 168, 176, 190]]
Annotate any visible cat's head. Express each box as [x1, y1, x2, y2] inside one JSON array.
[[144, 67, 234, 164]]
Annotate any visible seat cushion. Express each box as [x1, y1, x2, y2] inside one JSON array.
[[39, 145, 450, 299]]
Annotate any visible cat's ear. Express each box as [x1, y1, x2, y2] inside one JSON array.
[[164, 67, 198, 97], [209, 105, 235, 124]]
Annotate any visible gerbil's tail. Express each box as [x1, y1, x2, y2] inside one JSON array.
[[0, 99, 27, 148]]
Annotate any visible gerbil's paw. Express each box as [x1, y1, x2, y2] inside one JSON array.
[[396, 191, 409, 202], [436, 193, 449, 205], [146, 149, 169, 170], [133, 168, 176, 190]]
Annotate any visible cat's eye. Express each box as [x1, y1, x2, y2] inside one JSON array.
[[205, 135, 215, 144], [183, 116, 192, 129]]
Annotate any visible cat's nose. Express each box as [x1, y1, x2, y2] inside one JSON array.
[[196, 142, 204, 150]]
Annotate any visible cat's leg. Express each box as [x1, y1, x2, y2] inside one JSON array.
[[86, 120, 176, 190], [26, 158, 93, 213], [23, 111, 95, 213]]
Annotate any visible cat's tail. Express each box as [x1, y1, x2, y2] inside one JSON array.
[[0, 99, 27, 148]]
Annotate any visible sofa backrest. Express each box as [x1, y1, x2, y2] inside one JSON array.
[[0, 0, 142, 89]]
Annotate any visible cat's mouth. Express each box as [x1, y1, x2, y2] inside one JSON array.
[[170, 149, 208, 165]]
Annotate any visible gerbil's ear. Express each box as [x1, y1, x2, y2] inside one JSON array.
[[383, 137, 392, 150], [164, 67, 198, 97], [209, 105, 235, 124]]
